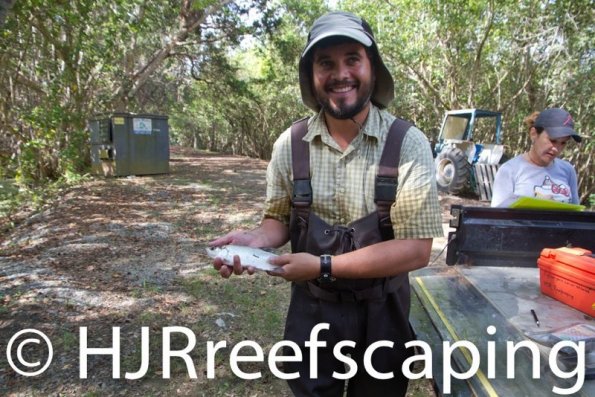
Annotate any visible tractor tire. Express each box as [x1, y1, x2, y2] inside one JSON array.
[[435, 147, 471, 194]]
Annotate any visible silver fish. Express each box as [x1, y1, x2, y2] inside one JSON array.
[[206, 245, 279, 272]]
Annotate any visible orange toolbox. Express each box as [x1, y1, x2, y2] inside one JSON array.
[[537, 247, 595, 317]]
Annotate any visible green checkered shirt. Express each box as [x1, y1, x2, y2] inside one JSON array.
[[264, 105, 443, 240]]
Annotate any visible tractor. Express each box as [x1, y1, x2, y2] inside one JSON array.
[[432, 109, 506, 201]]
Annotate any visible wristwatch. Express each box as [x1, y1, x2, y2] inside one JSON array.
[[318, 254, 335, 283]]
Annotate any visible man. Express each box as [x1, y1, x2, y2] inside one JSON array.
[[210, 11, 443, 396]]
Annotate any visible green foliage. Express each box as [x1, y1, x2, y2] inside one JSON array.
[[337, 0, 593, 201], [0, 0, 593, 204], [60, 330, 78, 351], [0, 179, 19, 225], [169, 0, 326, 159], [1, 170, 89, 233]]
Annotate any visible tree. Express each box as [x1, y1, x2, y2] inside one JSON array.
[[169, 0, 325, 159], [339, 0, 593, 202], [0, 0, 15, 27], [0, 0, 272, 182], [1, 0, 592, 203]]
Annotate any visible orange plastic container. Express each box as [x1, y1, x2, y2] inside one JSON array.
[[537, 247, 595, 317]]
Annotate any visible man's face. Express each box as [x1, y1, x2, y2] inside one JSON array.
[[311, 41, 374, 120]]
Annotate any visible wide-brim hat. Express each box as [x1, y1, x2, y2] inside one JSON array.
[[298, 11, 394, 112], [535, 108, 582, 142]]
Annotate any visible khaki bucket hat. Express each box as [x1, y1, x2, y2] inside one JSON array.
[[298, 11, 395, 112]]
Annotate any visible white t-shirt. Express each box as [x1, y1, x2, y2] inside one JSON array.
[[490, 155, 579, 207]]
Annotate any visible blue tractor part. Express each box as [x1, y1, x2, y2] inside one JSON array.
[[433, 109, 506, 200]]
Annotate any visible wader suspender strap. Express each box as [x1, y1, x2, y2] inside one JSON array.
[[290, 117, 412, 226], [376, 118, 412, 228], [290, 118, 312, 221]]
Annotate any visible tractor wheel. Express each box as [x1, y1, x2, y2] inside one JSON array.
[[435, 147, 471, 194]]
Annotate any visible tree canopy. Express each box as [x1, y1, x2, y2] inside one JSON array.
[[0, 0, 592, 202]]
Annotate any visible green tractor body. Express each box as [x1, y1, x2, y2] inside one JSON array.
[[433, 109, 506, 200]]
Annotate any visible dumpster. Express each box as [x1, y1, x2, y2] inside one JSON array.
[[89, 113, 169, 177]]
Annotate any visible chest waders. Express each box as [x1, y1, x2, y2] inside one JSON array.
[[284, 118, 416, 397]]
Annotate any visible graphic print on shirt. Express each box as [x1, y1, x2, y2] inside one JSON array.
[[534, 176, 571, 202]]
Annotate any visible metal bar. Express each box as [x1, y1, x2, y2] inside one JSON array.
[[446, 206, 595, 267]]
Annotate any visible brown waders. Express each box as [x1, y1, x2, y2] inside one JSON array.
[[284, 118, 415, 396]]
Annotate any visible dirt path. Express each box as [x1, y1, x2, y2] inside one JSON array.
[[0, 147, 484, 396]]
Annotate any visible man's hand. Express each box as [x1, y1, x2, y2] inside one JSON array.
[[267, 253, 319, 282], [209, 229, 262, 248], [209, 230, 260, 278], [213, 253, 256, 278], [209, 219, 290, 279]]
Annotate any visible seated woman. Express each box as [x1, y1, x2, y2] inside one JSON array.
[[491, 108, 581, 208]]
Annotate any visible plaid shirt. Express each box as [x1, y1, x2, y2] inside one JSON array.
[[264, 105, 443, 240]]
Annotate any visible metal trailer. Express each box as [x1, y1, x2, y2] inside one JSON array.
[[89, 113, 169, 177], [410, 206, 595, 396], [410, 266, 594, 396]]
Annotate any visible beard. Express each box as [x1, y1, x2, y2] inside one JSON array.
[[316, 80, 374, 120]]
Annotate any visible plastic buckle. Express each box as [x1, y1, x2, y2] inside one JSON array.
[[374, 176, 397, 202], [292, 179, 312, 207]]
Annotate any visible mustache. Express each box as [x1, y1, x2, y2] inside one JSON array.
[[325, 79, 358, 89]]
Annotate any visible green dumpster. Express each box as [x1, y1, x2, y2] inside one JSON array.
[[88, 113, 169, 177]]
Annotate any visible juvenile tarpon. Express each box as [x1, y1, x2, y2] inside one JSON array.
[[205, 245, 280, 272]]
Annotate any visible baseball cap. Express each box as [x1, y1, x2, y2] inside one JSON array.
[[535, 108, 581, 142], [298, 11, 395, 112]]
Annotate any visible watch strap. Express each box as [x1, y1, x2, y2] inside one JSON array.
[[318, 254, 334, 283]]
